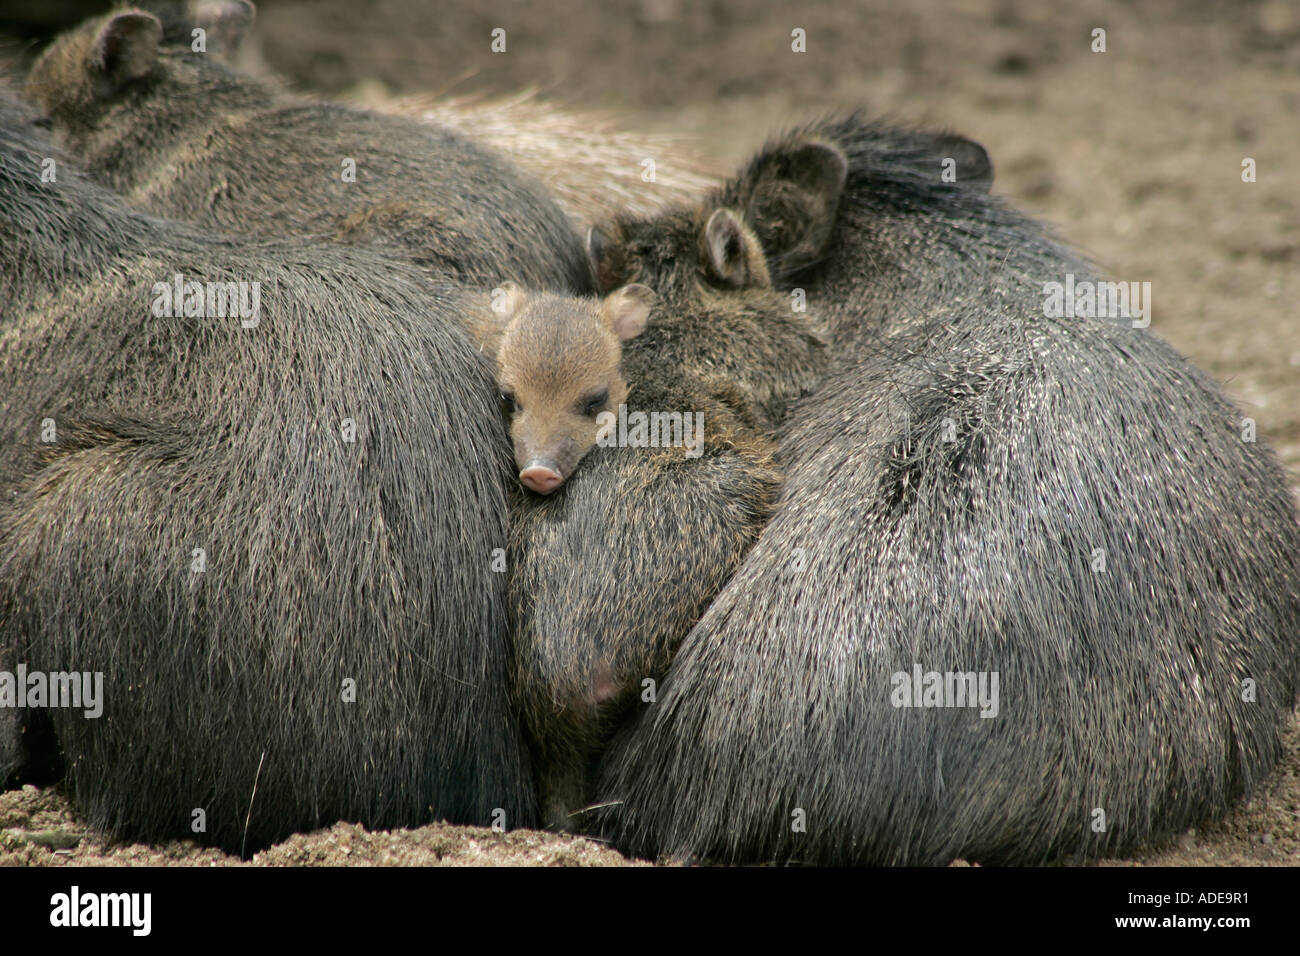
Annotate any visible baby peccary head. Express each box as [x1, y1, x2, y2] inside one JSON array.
[[479, 284, 655, 494]]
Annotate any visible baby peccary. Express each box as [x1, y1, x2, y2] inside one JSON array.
[[23, 6, 590, 294], [506, 208, 830, 828], [0, 96, 535, 853], [588, 116, 1300, 865], [470, 283, 654, 494]]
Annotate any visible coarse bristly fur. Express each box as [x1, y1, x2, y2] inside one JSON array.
[[394, 89, 723, 230], [22, 3, 592, 295], [586, 112, 1300, 865], [507, 204, 830, 829], [0, 94, 536, 854]]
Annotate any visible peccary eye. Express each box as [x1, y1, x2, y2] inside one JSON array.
[[580, 389, 609, 418], [500, 390, 519, 413]]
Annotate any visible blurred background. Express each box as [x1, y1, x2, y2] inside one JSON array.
[[3, 0, 1297, 482]]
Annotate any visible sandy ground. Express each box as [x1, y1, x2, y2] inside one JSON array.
[[0, 0, 1297, 866]]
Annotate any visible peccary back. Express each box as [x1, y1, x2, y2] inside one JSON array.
[[589, 114, 1300, 864], [0, 97, 535, 852], [24, 8, 591, 294]]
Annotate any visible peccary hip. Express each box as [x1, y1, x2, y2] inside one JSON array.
[[0, 94, 536, 852], [587, 113, 1300, 865]]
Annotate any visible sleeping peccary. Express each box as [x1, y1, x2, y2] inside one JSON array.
[[0, 95, 535, 853], [22, 5, 591, 294], [499, 207, 830, 828], [585, 115, 1300, 865]]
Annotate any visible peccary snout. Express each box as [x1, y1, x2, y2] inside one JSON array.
[[519, 459, 564, 495]]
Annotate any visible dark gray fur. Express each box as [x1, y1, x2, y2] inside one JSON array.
[[0, 96, 535, 853], [588, 113, 1300, 864], [23, 7, 591, 294], [509, 207, 828, 828]]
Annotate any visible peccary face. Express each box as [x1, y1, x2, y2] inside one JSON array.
[[483, 284, 653, 494], [24, 3, 253, 140]]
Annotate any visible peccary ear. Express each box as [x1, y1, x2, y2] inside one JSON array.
[[92, 12, 163, 95], [190, 0, 257, 57], [701, 208, 768, 288], [930, 132, 994, 189], [587, 224, 629, 295], [601, 284, 655, 342], [735, 139, 848, 276]]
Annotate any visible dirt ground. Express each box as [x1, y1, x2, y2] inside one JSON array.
[[0, 0, 1296, 867]]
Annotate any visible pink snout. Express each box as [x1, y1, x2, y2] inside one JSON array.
[[519, 460, 564, 494]]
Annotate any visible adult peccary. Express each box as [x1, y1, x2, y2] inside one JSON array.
[[22, 5, 591, 294], [0, 95, 536, 853], [586, 114, 1300, 864], [506, 208, 829, 828], [130, 0, 722, 228]]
